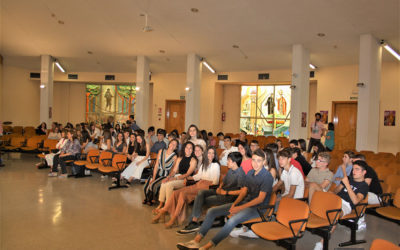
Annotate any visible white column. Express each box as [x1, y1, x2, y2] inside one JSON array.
[[185, 53, 202, 128], [289, 44, 310, 140], [135, 55, 150, 130], [40, 55, 54, 126], [356, 34, 382, 152]]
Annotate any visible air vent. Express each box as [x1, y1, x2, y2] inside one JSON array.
[[105, 75, 115, 81], [68, 74, 78, 80], [218, 74, 228, 80], [258, 73, 269, 80], [30, 72, 41, 79], [310, 71, 315, 78]]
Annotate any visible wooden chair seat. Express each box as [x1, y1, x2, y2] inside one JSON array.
[[86, 163, 100, 170], [370, 239, 400, 250]]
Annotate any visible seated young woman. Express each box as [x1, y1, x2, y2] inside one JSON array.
[[237, 142, 253, 174], [48, 130, 81, 178], [126, 133, 136, 164], [40, 129, 67, 170], [112, 132, 127, 154], [47, 126, 61, 140], [152, 146, 220, 228], [153, 141, 197, 214], [143, 139, 179, 205], [81, 129, 98, 153], [120, 134, 150, 183], [100, 130, 113, 151]]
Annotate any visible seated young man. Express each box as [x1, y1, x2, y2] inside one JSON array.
[[306, 152, 334, 203], [249, 140, 259, 153], [150, 129, 167, 153], [314, 160, 369, 250], [219, 136, 238, 166], [273, 149, 305, 200], [177, 149, 274, 250], [332, 151, 354, 186], [290, 147, 312, 176], [177, 152, 245, 235], [289, 139, 299, 148]]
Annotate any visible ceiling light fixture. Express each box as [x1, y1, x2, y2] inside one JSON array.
[[40, 84, 45, 89], [309, 63, 317, 69], [135, 86, 140, 91], [202, 60, 216, 74], [142, 13, 153, 32], [55, 60, 66, 73], [381, 40, 400, 61]]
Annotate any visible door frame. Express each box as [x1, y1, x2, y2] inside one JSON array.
[[331, 101, 358, 122], [165, 99, 186, 132]]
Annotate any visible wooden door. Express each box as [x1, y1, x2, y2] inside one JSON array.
[[165, 100, 186, 134], [332, 101, 357, 150]]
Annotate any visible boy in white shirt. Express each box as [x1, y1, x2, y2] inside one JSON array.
[[273, 149, 304, 199], [219, 136, 238, 166]]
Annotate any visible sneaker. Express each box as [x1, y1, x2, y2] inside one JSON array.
[[229, 226, 246, 238], [48, 172, 58, 177], [314, 241, 323, 250], [58, 174, 68, 178], [239, 229, 259, 239], [357, 221, 367, 231], [176, 221, 200, 235], [176, 240, 200, 250]]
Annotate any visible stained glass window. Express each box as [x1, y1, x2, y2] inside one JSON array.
[[240, 85, 291, 137], [86, 84, 136, 124]]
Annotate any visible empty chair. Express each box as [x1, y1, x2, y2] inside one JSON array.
[[370, 239, 400, 250], [375, 166, 393, 181], [98, 154, 128, 190], [376, 188, 400, 223], [306, 191, 342, 250], [386, 175, 400, 194], [4, 136, 25, 151], [85, 151, 112, 171], [20, 136, 43, 152], [38, 139, 59, 154], [251, 197, 309, 250]]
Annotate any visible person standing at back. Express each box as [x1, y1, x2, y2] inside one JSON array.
[[308, 113, 326, 153]]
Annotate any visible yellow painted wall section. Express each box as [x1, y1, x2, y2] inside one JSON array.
[[2, 65, 40, 126]]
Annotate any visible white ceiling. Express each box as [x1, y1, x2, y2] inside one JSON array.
[[1, 0, 399, 73]]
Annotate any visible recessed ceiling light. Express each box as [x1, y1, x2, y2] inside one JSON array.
[[232, 45, 239, 49], [190, 8, 199, 13], [58, 20, 64, 25], [159, 50, 165, 53], [317, 33, 325, 37]]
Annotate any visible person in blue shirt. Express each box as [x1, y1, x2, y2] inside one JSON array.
[[177, 149, 274, 250], [324, 122, 335, 151], [332, 151, 354, 186]]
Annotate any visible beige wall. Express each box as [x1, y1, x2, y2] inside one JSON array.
[[2, 61, 399, 153], [2, 65, 40, 126]]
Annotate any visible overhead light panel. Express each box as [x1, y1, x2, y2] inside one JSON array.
[[381, 40, 400, 61], [202, 61, 216, 74], [309, 63, 316, 69], [55, 60, 65, 73]]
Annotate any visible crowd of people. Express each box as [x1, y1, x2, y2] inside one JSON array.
[[33, 112, 382, 250]]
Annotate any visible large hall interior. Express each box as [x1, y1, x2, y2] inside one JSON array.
[[0, 1, 399, 250]]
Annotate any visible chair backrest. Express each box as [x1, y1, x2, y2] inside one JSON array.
[[12, 126, 23, 134], [216, 148, 224, 157], [310, 191, 342, 222], [375, 166, 392, 181], [87, 149, 100, 163], [385, 174, 400, 193], [10, 136, 25, 146], [26, 136, 43, 147], [276, 197, 309, 232], [112, 154, 127, 170], [43, 139, 59, 150], [370, 239, 400, 250], [99, 151, 113, 166], [393, 188, 400, 208]]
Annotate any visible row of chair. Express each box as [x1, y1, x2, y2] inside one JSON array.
[[2, 125, 37, 136]]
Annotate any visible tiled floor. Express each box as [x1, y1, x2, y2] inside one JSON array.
[[0, 153, 398, 250]]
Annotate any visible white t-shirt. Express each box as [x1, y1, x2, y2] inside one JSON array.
[[281, 165, 304, 199], [219, 146, 238, 166], [219, 140, 226, 150]]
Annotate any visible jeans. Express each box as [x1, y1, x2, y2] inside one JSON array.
[[198, 203, 261, 246], [189, 189, 236, 222]]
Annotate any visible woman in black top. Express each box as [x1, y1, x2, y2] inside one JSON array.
[[36, 122, 47, 135], [153, 141, 197, 214], [126, 133, 136, 163], [112, 132, 127, 154]]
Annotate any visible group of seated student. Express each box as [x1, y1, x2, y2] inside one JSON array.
[[37, 120, 385, 249]]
